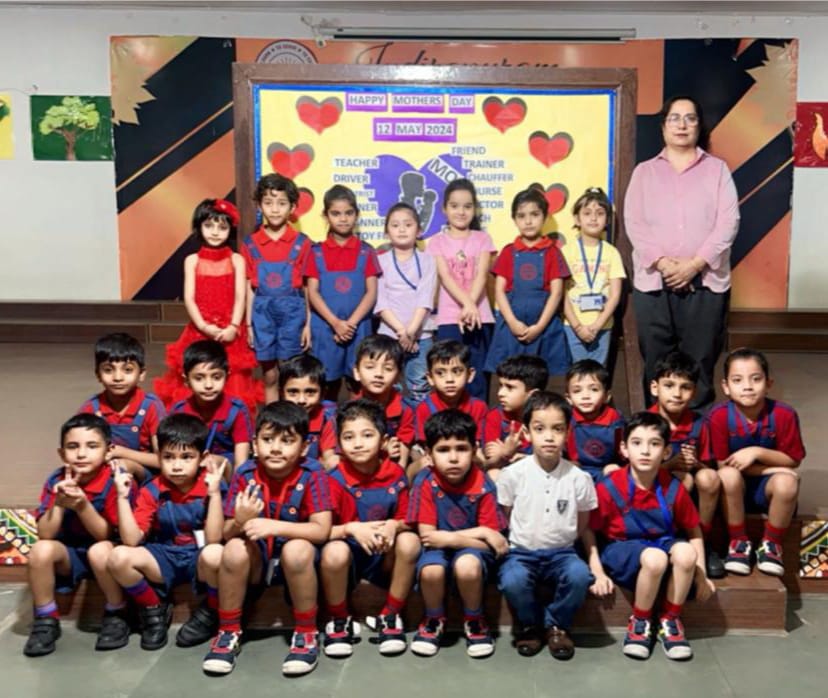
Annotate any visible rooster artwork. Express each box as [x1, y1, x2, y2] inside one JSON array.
[[794, 102, 828, 167], [812, 113, 828, 161]]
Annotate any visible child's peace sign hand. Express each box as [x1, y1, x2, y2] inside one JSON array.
[[502, 422, 526, 458], [386, 436, 402, 461], [110, 460, 134, 499], [204, 458, 227, 495]]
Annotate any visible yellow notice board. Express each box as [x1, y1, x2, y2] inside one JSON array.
[[253, 84, 614, 249], [0, 93, 13, 159]]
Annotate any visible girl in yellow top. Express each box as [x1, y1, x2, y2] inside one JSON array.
[[561, 188, 626, 366]]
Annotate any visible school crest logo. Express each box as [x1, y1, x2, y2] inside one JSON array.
[[557, 500, 569, 514], [334, 276, 352, 293], [446, 505, 468, 529], [584, 438, 606, 458], [265, 271, 283, 288], [518, 262, 538, 281], [256, 40, 318, 65], [366, 504, 388, 521]]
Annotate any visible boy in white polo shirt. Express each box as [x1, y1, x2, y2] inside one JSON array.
[[497, 391, 613, 659]]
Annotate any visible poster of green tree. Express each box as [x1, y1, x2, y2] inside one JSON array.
[[30, 95, 113, 160]]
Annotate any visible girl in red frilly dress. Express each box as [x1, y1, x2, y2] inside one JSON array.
[[154, 199, 262, 412]]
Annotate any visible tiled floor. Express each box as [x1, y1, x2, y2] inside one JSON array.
[[0, 584, 826, 697], [1, 343, 825, 513]]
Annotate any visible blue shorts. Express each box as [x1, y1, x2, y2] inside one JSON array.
[[580, 464, 605, 485], [256, 539, 321, 589], [599, 538, 681, 590], [55, 545, 90, 594], [341, 540, 390, 590], [416, 547, 496, 586], [744, 474, 772, 513], [145, 543, 199, 592], [251, 294, 305, 362]]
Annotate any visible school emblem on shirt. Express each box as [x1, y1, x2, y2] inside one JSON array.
[[446, 505, 468, 528], [266, 271, 283, 288], [557, 500, 569, 514], [367, 504, 387, 521], [334, 276, 352, 293], [584, 438, 606, 458], [518, 262, 538, 281]]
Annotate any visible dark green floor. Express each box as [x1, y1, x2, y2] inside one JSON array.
[[2, 586, 827, 698]]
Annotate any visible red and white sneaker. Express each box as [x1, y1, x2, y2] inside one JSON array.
[[658, 616, 693, 660], [724, 539, 753, 575], [282, 631, 319, 676], [756, 539, 785, 577]]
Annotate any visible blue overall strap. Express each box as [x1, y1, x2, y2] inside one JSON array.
[[424, 395, 439, 416], [328, 466, 347, 490], [131, 396, 152, 431], [287, 233, 308, 263], [355, 243, 370, 273], [90, 475, 115, 517], [601, 475, 629, 513], [688, 414, 704, 443], [284, 466, 316, 517], [204, 422, 219, 453], [244, 236, 262, 261], [311, 243, 325, 272], [90, 396, 101, 414], [171, 399, 187, 414], [223, 399, 243, 434], [625, 473, 675, 538]]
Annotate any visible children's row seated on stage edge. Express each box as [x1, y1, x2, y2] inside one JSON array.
[[26, 338, 803, 672], [79, 330, 805, 584]]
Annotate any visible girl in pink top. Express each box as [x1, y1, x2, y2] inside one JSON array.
[[426, 179, 495, 400]]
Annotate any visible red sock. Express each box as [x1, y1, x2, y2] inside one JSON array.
[[124, 579, 160, 608], [34, 601, 60, 619], [661, 601, 683, 619], [218, 608, 242, 634], [381, 593, 406, 617], [327, 600, 349, 620], [206, 586, 218, 611], [632, 605, 652, 620], [728, 523, 748, 542], [294, 606, 317, 634], [764, 522, 786, 545], [700, 521, 713, 538]]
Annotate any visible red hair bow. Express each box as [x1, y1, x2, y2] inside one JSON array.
[[214, 199, 240, 227]]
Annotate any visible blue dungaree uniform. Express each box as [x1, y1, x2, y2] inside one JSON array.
[[89, 395, 154, 450], [599, 473, 682, 589], [246, 233, 308, 361], [140, 475, 228, 592], [309, 242, 373, 382], [486, 246, 569, 375], [171, 397, 248, 464], [570, 414, 625, 484], [727, 401, 778, 511], [413, 469, 498, 581], [329, 466, 408, 586], [488, 407, 532, 455], [306, 401, 338, 460]]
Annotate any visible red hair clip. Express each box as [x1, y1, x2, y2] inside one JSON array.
[[214, 199, 240, 227]]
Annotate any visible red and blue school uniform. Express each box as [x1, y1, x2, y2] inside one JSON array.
[[306, 400, 338, 461], [647, 404, 709, 466], [408, 466, 506, 581], [328, 458, 409, 586], [482, 406, 531, 457], [703, 399, 805, 512], [565, 405, 625, 483], [242, 226, 312, 362], [79, 388, 165, 454], [304, 235, 381, 382], [170, 394, 253, 464], [132, 469, 227, 592], [224, 458, 330, 586], [37, 465, 134, 592], [414, 391, 488, 444], [590, 466, 699, 589], [485, 237, 571, 375]]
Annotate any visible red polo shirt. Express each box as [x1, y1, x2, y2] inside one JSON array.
[[171, 394, 253, 447], [565, 404, 625, 462], [303, 234, 381, 278], [79, 388, 165, 451], [491, 236, 570, 292], [242, 225, 310, 289], [414, 390, 488, 443], [328, 458, 409, 524], [407, 466, 504, 530]]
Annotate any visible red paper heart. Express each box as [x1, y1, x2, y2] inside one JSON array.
[[528, 131, 574, 167], [296, 96, 342, 135], [544, 184, 569, 215], [266, 142, 314, 179], [290, 187, 315, 222], [482, 97, 527, 133]]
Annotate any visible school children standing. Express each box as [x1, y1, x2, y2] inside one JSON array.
[[427, 179, 495, 400], [561, 187, 626, 366], [486, 187, 571, 377], [154, 198, 261, 413], [375, 203, 438, 407], [305, 185, 381, 398]]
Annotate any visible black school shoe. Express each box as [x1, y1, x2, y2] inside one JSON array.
[[24, 617, 61, 657], [176, 604, 218, 647], [95, 609, 131, 651], [139, 603, 173, 651], [705, 544, 726, 579]]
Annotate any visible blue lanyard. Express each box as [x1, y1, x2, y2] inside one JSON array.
[[205, 422, 218, 452], [392, 249, 421, 291], [578, 238, 603, 291], [626, 473, 673, 537]]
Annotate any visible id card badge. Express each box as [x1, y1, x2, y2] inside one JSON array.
[[194, 530, 206, 549], [265, 557, 280, 586], [578, 293, 605, 311]]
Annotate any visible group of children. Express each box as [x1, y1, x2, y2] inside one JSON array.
[[23, 172, 804, 672], [26, 320, 804, 674], [154, 173, 625, 414]]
